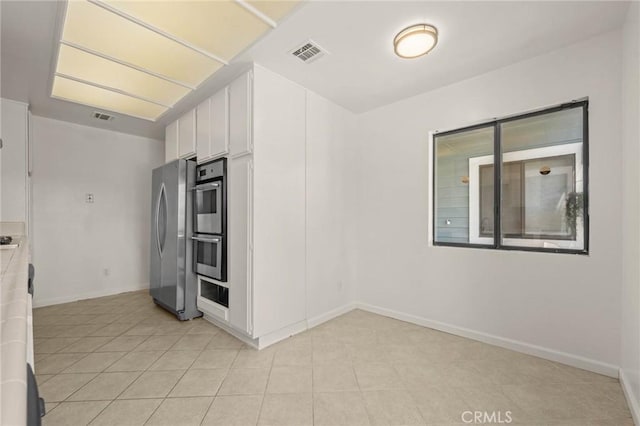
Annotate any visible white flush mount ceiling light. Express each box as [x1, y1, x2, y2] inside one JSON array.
[[51, 0, 300, 121], [393, 24, 438, 59]]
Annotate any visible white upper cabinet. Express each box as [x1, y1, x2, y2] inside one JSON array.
[[211, 87, 229, 159], [196, 87, 229, 163], [170, 72, 249, 164], [196, 98, 211, 162], [178, 109, 196, 159], [165, 120, 178, 163], [229, 72, 252, 158]]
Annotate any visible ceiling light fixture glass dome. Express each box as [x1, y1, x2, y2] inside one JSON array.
[[394, 24, 438, 59]]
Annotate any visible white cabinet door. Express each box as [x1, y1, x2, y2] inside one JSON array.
[[0, 99, 28, 223], [196, 98, 211, 162], [228, 157, 253, 335], [210, 87, 229, 159], [178, 109, 196, 159], [165, 120, 178, 163], [229, 72, 252, 158]]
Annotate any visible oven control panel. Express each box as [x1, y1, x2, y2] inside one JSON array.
[[196, 158, 226, 184]]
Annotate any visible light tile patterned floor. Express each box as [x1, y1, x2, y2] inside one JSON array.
[[34, 291, 633, 425]]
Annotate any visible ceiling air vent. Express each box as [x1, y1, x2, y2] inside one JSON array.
[[290, 40, 326, 63], [92, 111, 114, 121]]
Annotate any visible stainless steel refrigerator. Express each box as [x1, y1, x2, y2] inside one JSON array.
[[150, 159, 201, 320]]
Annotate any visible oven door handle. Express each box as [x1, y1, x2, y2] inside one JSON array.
[[191, 236, 221, 243], [193, 182, 220, 191]]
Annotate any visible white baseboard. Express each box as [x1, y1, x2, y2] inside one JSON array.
[[33, 284, 148, 308], [251, 303, 357, 349], [355, 302, 619, 378], [620, 368, 640, 425], [202, 314, 260, 349], [307, 302, 357, 329], [203, 302, 357, 350], [256, 320, 308, 349], [202, 315, 307, 350]]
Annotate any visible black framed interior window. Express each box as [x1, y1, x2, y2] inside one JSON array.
[[433, 101, 588, 254]]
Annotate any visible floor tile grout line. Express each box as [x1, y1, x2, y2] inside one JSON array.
[[254, 348, 274, 426], [85, 398, 118, 425], [164, 337, 210, 397], [310, 350, 315, 426], [39, 351, 93, 376], [58, 349, 126, 375], [213, 348, 241, 399], [53, 322, 157, 402], [199, 395, 217, 425], [197, 345, 235, 426], [142, 329, 215, 425], [61, 366, 144, 403], [350, 360, 377, 426]]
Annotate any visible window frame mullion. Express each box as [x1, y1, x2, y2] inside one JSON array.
[[493, 122, 501, 250], [582, 103, 590, 253]]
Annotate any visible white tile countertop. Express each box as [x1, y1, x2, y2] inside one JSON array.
[[0, 223, 30, 426]]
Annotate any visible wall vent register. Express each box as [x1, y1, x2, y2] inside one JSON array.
[[92, 111, 114, 121], [290, 40, 327, 63]]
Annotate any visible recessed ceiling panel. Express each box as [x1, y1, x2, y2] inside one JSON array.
[[103, 0, 271, 61], [56, 44, 190, 106], [52, 75, 167, 121], [62, 0, 223, 87], [53, 0, 301, 122], [247, 1, 300, 21]]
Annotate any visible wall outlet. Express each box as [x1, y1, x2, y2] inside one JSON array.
[[86, 193, 94, 203], [103, 268, 110, 277]]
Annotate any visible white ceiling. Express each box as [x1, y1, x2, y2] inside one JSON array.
[[1, 1, 630, 140]]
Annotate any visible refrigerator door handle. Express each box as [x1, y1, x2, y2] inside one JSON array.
[[156, 183, 167, 257]]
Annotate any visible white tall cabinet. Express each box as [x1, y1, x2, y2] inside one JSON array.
[[227, 155, 252, 333], [163, 66, 337, 348], [204, 66, 306, 346], [0, 99, 30, 228]]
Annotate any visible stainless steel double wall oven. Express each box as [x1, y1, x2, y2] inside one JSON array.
[[193, 158, 227, 282]]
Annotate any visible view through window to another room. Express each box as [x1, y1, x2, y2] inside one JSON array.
[[433, 101, 588, 254]]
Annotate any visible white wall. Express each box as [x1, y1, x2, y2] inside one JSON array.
[[31, 116, 164, 306], [354, 30, 623, 372], [306, 91, 357, 321], [0, 98, 28, 223], [621, 1, 640, 421]]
